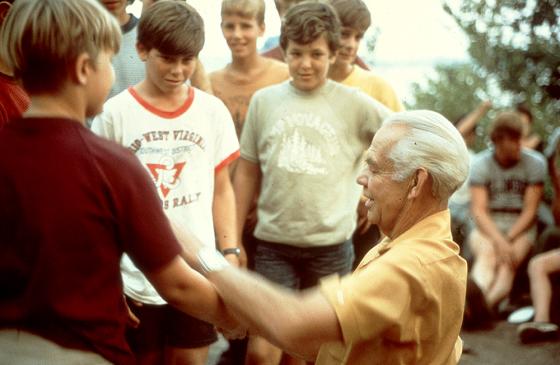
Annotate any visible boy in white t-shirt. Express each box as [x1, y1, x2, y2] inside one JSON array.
[[92, 2, 240, 365]]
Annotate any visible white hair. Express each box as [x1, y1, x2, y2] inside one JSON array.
[[384, 110, 470, 200]]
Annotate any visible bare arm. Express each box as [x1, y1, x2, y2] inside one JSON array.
[[206, 266, 342, 361], [191, 59, 213, 94], [546, 154, 560, 225], [143, 256, 244, 338], [522, 134, 542, 150], [456, 100, 491, 137], [232, 158, 261, 243], [213, 165, 240, 266], [470, 185, 513, 263], [507, 184, 543, 241], [549, 155, 560, 198]]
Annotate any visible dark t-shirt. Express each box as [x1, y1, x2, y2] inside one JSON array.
[[0, 117, 182, 364]]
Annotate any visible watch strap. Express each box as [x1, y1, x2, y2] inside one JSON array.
[[221, 247, 241, 257]]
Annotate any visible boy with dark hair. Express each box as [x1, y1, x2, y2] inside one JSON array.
[[262, 0, 370, 71], [92, 1, 240, 364], [100, 0, 213, 98], [0, 0, 242, 364], [328, 0, 402, 112], [327, 0, 404, 267], [234, 2, 390, 363]]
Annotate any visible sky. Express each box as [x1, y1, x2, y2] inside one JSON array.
[[129, 0, 470, 103]]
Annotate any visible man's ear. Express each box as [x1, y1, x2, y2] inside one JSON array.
[[408, 168, 429, 198], [74, 52, 92, 86], [0, 2, 11, 24]]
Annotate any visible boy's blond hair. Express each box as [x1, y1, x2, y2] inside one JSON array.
[[280, 1, 340, 54], [0, 0, 120, 94], [221, 0, 265, 25], [138, 0, 204, 58], [329, 0, 370, 34]]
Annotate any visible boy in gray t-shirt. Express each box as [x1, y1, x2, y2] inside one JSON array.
[[468, 111, 546, 311], [232, 2, 390, 364]]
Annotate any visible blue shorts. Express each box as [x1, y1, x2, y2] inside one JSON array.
[[254, 238, 354, 290], [125, 298, 217, 352]]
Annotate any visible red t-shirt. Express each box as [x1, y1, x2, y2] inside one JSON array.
[[0, 72, 30, 129], [0, 118, 182, 364]]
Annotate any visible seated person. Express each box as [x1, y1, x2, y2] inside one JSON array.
[[518, 127, 560, 343], [518, 249, 560, 343], [468, 111, 546, 311]]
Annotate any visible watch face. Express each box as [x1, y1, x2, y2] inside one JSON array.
[[223, 247, 241, 256]]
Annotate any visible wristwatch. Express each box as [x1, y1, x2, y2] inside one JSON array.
[[197, 247, 230, 274], [221, 247, 241, 257]]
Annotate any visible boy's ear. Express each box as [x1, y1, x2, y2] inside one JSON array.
[[74, 52, 92, 86], [258, 22, 265, 37], [136, 42, 149, 61], [329, 50, 338, 65]]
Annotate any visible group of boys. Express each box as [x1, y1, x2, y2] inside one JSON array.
[[0, 0, 476, 365]]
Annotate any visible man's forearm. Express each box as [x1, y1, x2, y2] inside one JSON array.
[[205, 266, 324, 361]]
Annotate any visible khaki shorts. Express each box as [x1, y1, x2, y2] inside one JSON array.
[[0, 329, 111, 365], [492, 212, 537, 243]]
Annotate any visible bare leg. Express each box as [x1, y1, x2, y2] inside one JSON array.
[[245, 336, 283, 365], [165, 346, 209, 365], [486, 234, 533, 308], [528, 249, 560, 322], [469, 229, 498, 295], [485, 263, 515, 308]]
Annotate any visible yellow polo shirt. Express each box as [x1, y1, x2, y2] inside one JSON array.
[[341, 66, 404, 113], [317, 210, 466, 365]]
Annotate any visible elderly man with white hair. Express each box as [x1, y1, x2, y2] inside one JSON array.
[[177, 110, 470, 365]]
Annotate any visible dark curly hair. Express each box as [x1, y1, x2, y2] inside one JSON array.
[[280, 1, 340, 55]]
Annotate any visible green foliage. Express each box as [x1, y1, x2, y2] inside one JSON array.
[[445, 0, 560, 136], [408, 63, 485, 123], [407, 63, 495, 151], [410, 0, 560, 148]]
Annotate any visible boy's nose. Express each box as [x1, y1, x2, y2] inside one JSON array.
[[170, 62, 182, 74], [233, 25, 242, 38]]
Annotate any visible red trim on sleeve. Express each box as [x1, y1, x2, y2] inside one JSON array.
[[128, 86, 194, 119], [215, 150, 240, 173]]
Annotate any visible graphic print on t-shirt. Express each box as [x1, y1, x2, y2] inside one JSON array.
[[127, 128, 207, 211], [270, 112, 341, 175], [146, 156, 185, 198]]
